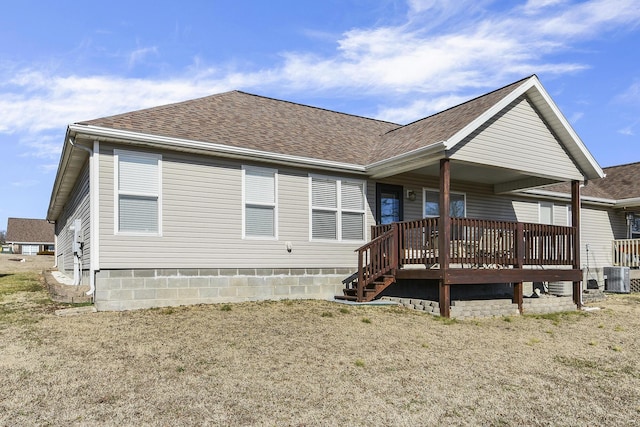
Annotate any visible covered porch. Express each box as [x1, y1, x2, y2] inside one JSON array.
[[339, 158, 584, 318]]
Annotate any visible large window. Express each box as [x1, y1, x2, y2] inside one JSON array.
[[243, 166, 277, 238], [115, 150, 161, 234], [310, 176, 365, 241], [423, 189, 466, 218]]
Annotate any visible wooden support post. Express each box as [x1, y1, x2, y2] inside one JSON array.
[[571, 180, 582, 308], [513, 282, 523, 314], [513, 222, 524, 313], [439, 159, 451, 317], [439, 282, 450, 318]]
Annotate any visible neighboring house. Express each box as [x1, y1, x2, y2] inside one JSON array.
[[47, 75, 606, 313], [5, 218, 55, 255], [534, 162, 640, 289]]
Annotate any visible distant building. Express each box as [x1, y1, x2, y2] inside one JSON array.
[[5, 218, 55, 255]]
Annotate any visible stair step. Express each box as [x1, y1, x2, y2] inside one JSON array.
[[335, 295, 357, 301]]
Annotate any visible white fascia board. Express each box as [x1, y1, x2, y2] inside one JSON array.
[[69, 124, 367, 175], [615, 198, 640, 209], [521, 189, 616, 206], [366, 142, 446, 179]]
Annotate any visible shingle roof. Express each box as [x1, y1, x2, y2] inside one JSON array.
[[79, 77, 533, 165], [543, 162, 640, 200], [6, 218, 54, 244], [80, 91, 400, 166], [372, 77, 531, 162]]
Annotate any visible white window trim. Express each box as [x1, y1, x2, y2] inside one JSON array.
[[242, 165, 278, 240], [422, 187, 466, 218], [309, 174, 367, 242], [113, 149, 162, 236]]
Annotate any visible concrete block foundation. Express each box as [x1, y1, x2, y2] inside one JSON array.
[[94, 268, 351, 311]]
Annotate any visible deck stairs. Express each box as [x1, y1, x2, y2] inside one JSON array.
[[336, 272, 396, 302]]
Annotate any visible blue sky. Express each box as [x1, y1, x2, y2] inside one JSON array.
[[1, 0, 639, 231]]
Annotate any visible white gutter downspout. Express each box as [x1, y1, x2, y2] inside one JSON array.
[[68, 138, 97, 297]]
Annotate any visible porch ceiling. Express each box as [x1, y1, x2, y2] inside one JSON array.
[[411, 161, 562, 191]]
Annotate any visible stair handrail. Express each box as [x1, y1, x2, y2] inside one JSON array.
[[355, 224, 398, 301]]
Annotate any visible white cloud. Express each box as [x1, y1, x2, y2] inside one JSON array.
[[0, 0, 639, 136], [569, 111, 584, 123], [11, 179, 38, 188], [618, 127, 634, 136], [0, 69, 239, 135], [615, 81, 640, 105], [375, 94, 472, 123], [128, 46, 159, 68]]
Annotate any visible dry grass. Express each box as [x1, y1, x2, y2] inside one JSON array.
[[1, 263, 640, 425]]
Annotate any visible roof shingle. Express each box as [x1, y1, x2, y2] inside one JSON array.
[[6, 218, 54, 244], [81, 91, 400, 166], [543, 162, 640, 200]]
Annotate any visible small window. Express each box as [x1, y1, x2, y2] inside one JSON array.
[[423, 189, 466, 218], [631, 214, 640, 239], [243, 166, 277, 238], [539, 202, 553, 225], [115, 150, 161, 234], [310, 176, 365, 241]]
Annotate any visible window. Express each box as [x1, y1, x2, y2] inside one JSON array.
[[423, 189, 466, 218], [115, 150, 161, 234], [539, 202, 553, 225], [243, 166, 277, 238], [310, 176, 365, 241], [540, 202, 572, 226], [630, 214, 640, 239]]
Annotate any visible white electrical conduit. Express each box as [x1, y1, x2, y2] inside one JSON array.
[[68, 138, 95, 296]]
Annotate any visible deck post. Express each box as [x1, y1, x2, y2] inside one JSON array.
[[439, 159, 451, 318], [513, 222, 524, 313], [392, 222, 400, 270], [571, 180, 582, 308]]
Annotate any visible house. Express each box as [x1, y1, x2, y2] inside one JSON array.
[[47, 75, 606, 313], [5, 218, 55, 255]]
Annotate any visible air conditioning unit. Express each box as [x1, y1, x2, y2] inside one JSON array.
[[603, 266, 630, 293]]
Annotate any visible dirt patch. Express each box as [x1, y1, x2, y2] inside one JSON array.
[[1, 263, 640, 425], [0, 253, 54, 274]]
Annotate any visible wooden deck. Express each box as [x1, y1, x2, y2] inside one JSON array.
[[339, 217, 582, 316]]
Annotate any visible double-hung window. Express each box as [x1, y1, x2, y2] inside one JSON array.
[[310, 176, 365, 241], [243, 166, 277, 238], [539, 202, 571, 226], [423, 189, 466, 218], [115, 150, 161, 234]]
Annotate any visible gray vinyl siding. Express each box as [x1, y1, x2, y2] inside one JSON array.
[[581, 206, 626, 269], [55, 162, 91, 274], [451, 96, 584, 181], [373, 172, 529, 224], [99, 144, 367, 269], [97, 144, 622, 273]]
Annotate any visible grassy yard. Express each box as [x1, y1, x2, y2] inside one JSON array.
[[1, 269, 640, 426]]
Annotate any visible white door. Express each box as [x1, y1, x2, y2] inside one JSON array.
[[22, 245, 39, 255]]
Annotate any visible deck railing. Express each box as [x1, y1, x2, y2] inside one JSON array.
[[613, 238, 640, 268], [369, 217, 577, 268]]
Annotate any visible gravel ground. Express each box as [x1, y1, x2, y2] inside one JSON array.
[[1, 259, 639, 426]]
